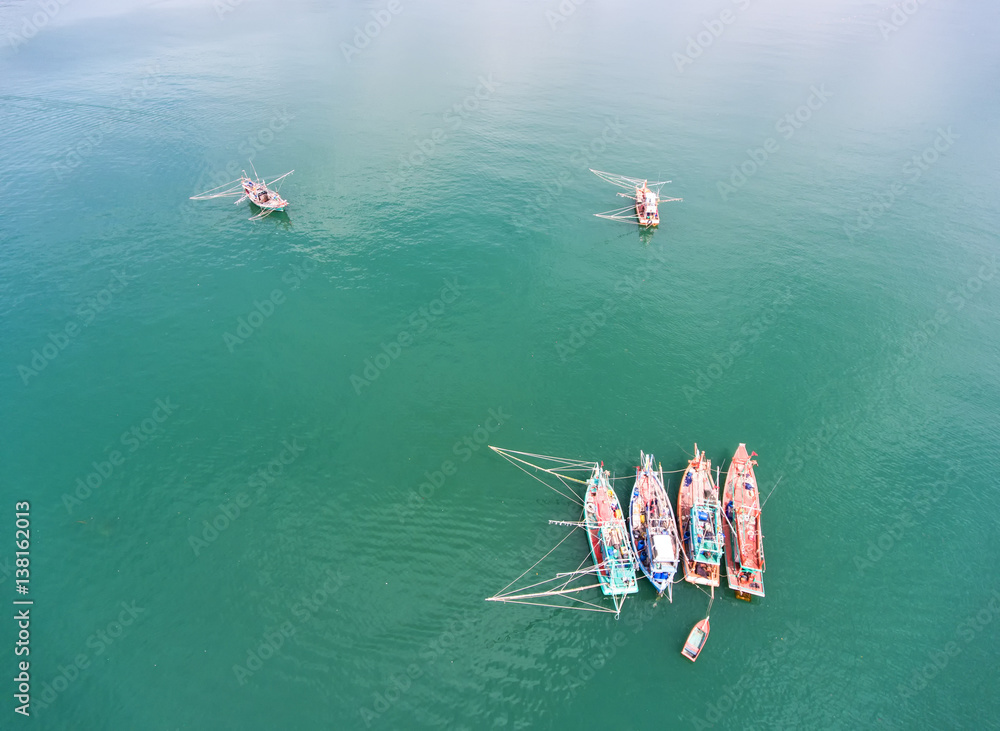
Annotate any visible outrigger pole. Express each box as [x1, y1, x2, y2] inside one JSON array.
[[489, 446, 589, 506], [486, 527, 623, 615]]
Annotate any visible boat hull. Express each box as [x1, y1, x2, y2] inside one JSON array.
[[681, 617, 710, 662]]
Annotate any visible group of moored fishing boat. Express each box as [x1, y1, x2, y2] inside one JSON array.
[[488, 443, 767, 662]]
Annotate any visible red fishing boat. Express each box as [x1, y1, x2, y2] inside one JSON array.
[[678, 445, 722, 587], [722, 444, 765, 599]]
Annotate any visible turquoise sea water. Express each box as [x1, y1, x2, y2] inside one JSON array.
[[2, 0, 1000, 728]]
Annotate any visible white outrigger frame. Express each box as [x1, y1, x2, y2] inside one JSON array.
[[486, 447, 640, 618], [590, 169, 682, 226]]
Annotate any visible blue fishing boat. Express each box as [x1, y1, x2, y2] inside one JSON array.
[[486, 448, 637, 617], [584, 462, 638, 611], [629, 451, 680, 600]]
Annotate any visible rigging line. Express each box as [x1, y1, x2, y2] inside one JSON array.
[[562, 592, 623, 613], [489, 599, 615, 614], [691, 581, 713, 599], [490, 447, 593, 467], [761, 476, 783, 509], [554, 555, 590, 595], [491, 527, 580, 597], [493, 452, 585, 503], [490, 583, 607, 601], [494, 573, 593, 599], [490, 449, 591, 486], [192, 176, 242, 193]]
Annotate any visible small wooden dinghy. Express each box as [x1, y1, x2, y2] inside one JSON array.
[[681, 617, 710, 662]]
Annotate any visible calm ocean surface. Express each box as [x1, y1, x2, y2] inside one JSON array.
[[2, 0, 999, 728]]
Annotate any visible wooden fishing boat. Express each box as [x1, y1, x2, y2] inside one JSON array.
[[677, 444, 722, 587], [681, 617, 710, 662], [485, 448, 637, 617], [722, 444, 765, 599], [190, 165, 294, 220], [629, 451, 680, 600], [590, 169, 682, 227], [585, 462, 639, 604]]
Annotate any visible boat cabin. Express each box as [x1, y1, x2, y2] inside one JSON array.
[[650, 533, 677, 579]]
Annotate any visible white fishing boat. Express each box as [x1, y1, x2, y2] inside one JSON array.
[[590, 169, 682, 227], [190, 164, 294, 220], [629, 451, 680, 600]]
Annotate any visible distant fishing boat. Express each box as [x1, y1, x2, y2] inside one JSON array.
[[629, 451, 680, 600], [722, 444, 765, 599], [190, 164, 293, 220], [681, 617, 710, 662], [678, 445, 723, 587], [590, 169, 682, 227], [585, 462, 639, 605]]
